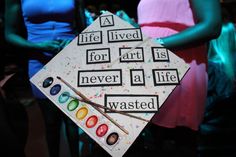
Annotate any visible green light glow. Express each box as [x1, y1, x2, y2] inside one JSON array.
[[208, 22, 236, 81]]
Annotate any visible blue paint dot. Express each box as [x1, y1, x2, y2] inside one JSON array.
[[58, 92, 70, 103], [50, 84, 61, 95]]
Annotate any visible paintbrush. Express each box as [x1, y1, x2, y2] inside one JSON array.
[[107, 37, 151, 68], [57, 76, 129, 134], [63, 94, 150, 123]]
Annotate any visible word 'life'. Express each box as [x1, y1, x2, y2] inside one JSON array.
[[78, 31, 102, 45], [153, 69, 180, 85]]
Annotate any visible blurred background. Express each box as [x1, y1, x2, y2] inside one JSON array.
[[1, 0, 236, 157]]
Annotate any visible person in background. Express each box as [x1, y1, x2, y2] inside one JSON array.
[[4, 0, 86, 157], [84, 0, 138, 27], [198, 6, 236, 157], [137, 0, 221, 156], [0, 80, 26, 157], [0, 59, 28, 157], [1, 1, 28, 156], [0, 37, 26, 157]]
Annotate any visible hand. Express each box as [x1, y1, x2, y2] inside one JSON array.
[[155, 38, 165, 46], [116, 10, 130, 21], [100, 10, 107, 14], [57, 39, 72, 49], [35, 40, 62, 54], [35, 39, 72, 54], [116, 10, 139, 28]]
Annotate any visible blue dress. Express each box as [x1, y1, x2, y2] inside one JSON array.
[[21, 0, 76, 98]]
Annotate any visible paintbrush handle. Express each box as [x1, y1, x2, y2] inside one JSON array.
[[57, 76, 88, 100], [57, 76, 129, 134], [90, 103, 129, 134], [66, 94, 149, 123], [83, 99, 149, 123]]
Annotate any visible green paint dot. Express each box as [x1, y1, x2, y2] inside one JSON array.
[[67, 99, 79, 111], [58, 92, 70, 103]]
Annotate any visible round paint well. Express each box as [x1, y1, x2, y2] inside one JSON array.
[[67, 99, 79, 111], [42, 77, 54, 88], [58, 92, 70, 103], [86, 115, 98, 128], [76, 107, 88, 120], [96, 124, 108, 137], [106, 132, 119, 145], [50, 84, 61, 95]]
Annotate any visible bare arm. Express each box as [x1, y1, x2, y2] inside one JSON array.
[[160, 0, 222, 49], [5, 0, 30, 49], [4, 0, 62, 53]]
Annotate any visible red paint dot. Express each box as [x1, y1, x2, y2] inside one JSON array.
[[86, 115, 98, 128], [96, 124, 108, 137]]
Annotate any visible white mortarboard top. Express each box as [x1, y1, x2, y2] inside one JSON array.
[[30, 11, 190, 157]]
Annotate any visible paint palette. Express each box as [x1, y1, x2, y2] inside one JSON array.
[[30, 11, 190, 156], [39, 76, 122, 150]]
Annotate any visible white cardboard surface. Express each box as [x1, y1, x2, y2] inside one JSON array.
[[30, 12, 190, 157]]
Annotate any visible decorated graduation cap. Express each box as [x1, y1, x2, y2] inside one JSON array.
[[30, 11, 189, 157]]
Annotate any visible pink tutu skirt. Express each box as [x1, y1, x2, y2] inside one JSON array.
[[141, 23, 208, 130]]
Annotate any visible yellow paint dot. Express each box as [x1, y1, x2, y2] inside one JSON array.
[[76, 107, 88, 120]]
